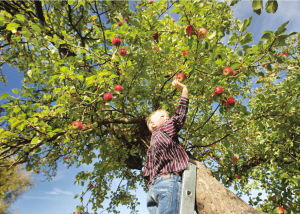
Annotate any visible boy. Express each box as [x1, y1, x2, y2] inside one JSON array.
[[144, 79, 190, 214]]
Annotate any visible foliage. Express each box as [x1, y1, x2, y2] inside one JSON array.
[[0, 159, 32, 214], [0, 0, 299, 213]]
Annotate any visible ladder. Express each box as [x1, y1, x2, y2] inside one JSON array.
[[179, 161, 197, 214]]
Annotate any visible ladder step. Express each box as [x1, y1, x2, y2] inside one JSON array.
[[179, 162, 197, 214]]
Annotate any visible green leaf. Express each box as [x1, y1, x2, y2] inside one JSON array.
[[15, 14, 26, 22], [239, 17, 252, 32], [240, 32, 253, 45], [31, 137, 41, 145], [253, 9, 261, 15], [12, 88, 18, 94], [252, 0, 263, 10], [275, 21, 289, 35], [265, 0, 278, 13], [261, 31, 274, 41], [275, 35, 288, 46], [68, 0, 77, 6], [31, 23, 41, 34], [1, 93, 11, 99], [6, 22, 20, 32], [229, 0, 240, 6]]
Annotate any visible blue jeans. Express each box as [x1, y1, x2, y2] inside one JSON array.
[[147, 174, 182, 214]]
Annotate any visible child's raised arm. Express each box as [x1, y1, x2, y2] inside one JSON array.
[[161, 79, 189, 137], [171, 79, 188, 98]]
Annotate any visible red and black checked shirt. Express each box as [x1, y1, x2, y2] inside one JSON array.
[[143, 96, 190, 186]]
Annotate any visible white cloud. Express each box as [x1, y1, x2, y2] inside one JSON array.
[[22, 195, 60, 200], [45, 188, 73, 196]]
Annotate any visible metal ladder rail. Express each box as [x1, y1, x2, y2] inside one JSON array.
[[179, 161, 197, 214]]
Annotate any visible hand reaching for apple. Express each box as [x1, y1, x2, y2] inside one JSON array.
[[172, 79, 186, 91]]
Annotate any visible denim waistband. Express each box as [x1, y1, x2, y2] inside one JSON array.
[[152, 173, 182, 186]]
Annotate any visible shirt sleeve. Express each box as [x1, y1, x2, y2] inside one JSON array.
[[161, 96, 189, 138]]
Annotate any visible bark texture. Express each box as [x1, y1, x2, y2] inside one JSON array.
[[194, 161, 264, 214]]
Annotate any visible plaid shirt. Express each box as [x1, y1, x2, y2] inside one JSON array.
[[143, 96, 190, 186]]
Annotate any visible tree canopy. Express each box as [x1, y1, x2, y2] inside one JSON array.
[[0, 0, 299, 213], [0, 159, 32, 214]]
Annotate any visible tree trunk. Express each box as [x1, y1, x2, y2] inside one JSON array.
[[194, 161, 264, 214]]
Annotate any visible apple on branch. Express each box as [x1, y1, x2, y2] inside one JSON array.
[[182, 50, 188, 56], [114, 84, 124, 91], [72, 121, 83, 129], [226, 97, 235, 105], [119, 48, 127, 56], [103, 93, 113, 101], [124, 17, 129, 22], [153, 32, 159, 41], [280, 52, 288, 57], [112, 37, 121, 46], [231, 156, 238, 163], [185, 25, 194, 36], [234, 174, 241, 179], [213, 86, 223, 95], [176, 72, 187, 81], [277, 206, 286, 213], [231, 70, 238, 75], [197, 28, 208, 38], [223, 66, 233, 76]]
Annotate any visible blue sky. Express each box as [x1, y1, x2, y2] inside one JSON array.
[[1, 1, 299, 214]]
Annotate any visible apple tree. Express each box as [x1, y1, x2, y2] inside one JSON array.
[[0, 0, 299, 213]]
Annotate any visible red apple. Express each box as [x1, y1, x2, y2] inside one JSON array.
[[103, 93, 113, 101], [153, 32, 159, 41], [112, 37, 121, 46], [226, 97, 235, 105], [74, 211, 81, 214], [34, 170, 40, 173], [277, 206, 286, 213], [182, 50, 189, 56], [231, 70, 238, 75], [114, 84, 124, 91], [64, 156, 72, 160], [234, 174, 241, 179], [119, 48, 127, 56], [81, 125, 87, 130], [117, 21, 123, 26], [88, 183, 93, 188], [223, 66, 232, 76], [176, 72, 187, 81], [231, 156, 238, 163], [197, 28, 208, 38], [213, 86, 223, 95], [72, 121, 82, 129], [124, 17, 129, 22], [185, 25, 194, 36], [280, 52, 288, 57]]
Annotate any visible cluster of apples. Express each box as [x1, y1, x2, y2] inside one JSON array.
[[185, 25, 208, 38], [116, 17, 129, 27], [111, 37, 128, 56], [223, 66, 238, 76], [211, 85, 236, 107], [71, 121, 88, 130], [103, 84, 124, 102]]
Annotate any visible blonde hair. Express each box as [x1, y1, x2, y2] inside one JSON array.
[[146, 109, 170, 132]]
